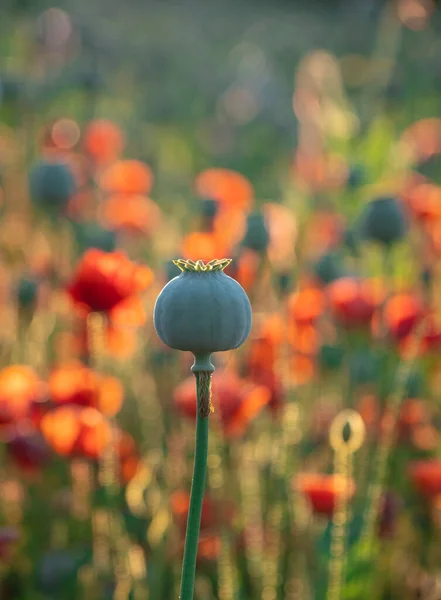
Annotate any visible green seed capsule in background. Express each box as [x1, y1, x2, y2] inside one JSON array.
[[241, 211, 270, 253], [29, 160, 75, 213], [153, 258, 252, 372], [359, 196, 407, 246]]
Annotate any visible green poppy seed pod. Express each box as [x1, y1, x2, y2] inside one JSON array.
[[314, 252, 344, 285], [74, 222, 116, 253], [29, 160, 75, 212], [154, 259, 252, 372], [241, 212, 270, 253], [360, 196, 407, 246]]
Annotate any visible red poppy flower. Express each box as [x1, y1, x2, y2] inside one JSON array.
[[173, 371, 271, 437], [181, 231, 228, 263], [409, 460, 441, 498], [49, 362, 123, 416], [0, 366, 45, 427], [384, 294, 423, 340], [84, 119, 125, 165], [327, 277, 384, 327], [400, 118, 441, 163], [100, 194, 162, 236], [99, 160, 153, 195], [6, 430, 50, 473], [404, 182, 441, 223], [40, 406, 111, 459], [295, 473, 356, 516], [289, 287, 325, 326], [195, 168, 253, 212], [68, 249, 153, 314]]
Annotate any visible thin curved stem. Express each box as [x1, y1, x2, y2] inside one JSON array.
[[179, 371, 211, 600]]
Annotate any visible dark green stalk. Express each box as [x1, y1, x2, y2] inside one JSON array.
[[179, 371, 211, 600]]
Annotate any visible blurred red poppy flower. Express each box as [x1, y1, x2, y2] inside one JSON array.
[[327, 277, 384, 327], [68, 249, 153, 314], [0, 366, 45, 427], [7, 430, 50, 473], [173, 371, 271, 437], [400, 118, 441, 163], [100, 160, 153, 195], [84, 119, 125, 165], [295, 473, 356, 516], [40, 406, 111, 459], [409, 460, 441, 498], [289, 286, 325, 326], [49, 362, 123, 416], [292, 152, 348, 193], [195, 168, 253, 212], [100, 194, 162, 236], [404, 182, 441, 223], [181, 231, 228, 263], [384, 294, 424, 340]]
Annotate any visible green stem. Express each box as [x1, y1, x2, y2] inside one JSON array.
[[179, 371, 211, 600]]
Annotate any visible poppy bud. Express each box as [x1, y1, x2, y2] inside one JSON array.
[[73, 222, 116, 253], [17, 276, 39, 309], [360, 196, 407, 246], [241, 212, 270, 253], [29, 160, 75, 212], [313, 252, 344, 285], [200, 198, 219, 219], [154, 259, 252, 372]]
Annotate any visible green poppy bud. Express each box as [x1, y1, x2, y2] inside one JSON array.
[[17, 276, 39, 309], [314, 252, 344, 285], [74, 222, 116, 253], [241, 212, 270, 253], [29, 160, 75, 212], [359, 197, 407, 246], [154, 259, 252, 372]]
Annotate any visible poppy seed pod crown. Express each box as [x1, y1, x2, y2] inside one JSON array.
[[153, 259, 252, 372]]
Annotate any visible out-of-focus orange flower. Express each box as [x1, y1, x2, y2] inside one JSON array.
[[262, 203, 297, 268], [248, 369, 284, 412], [327, 278, 384, 327], [100, 194, 162, 236], [295, 473, 355, 516], [181, 231, 228, 263], [357, 395, 380, 431], [411, 424, 439, 452], [40, 406, 111, 459], [173, 371, 271, 437], [289, 287, 325, 326], [195, 168, 253, 212], [400, 118, 441, 163], [304, 211, 345, 257], [49, 362, 123, 417], [229, 250, 261, 292], [106, 325, 138, 359], [409, 460, 441, 498], [290, 324, 319, 355], [68, 249, 153, 314], [117, 430, 140, 483], [384, 294, 423, 340], [291, 355, 315, 386], [100, 160, 153, 195], [404, 182, 441, 223], [213, 208, 247, 248], [0, 366, 44, 427], [84, 119, 125, 165], [292, 152, 348, 193]]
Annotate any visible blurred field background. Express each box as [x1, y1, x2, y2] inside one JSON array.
[[1, 0, 441, 599]]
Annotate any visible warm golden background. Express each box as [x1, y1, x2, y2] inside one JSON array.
[[0, 0, 441, 598]]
